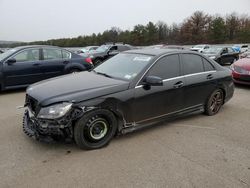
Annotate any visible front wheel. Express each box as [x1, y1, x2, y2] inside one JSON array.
[[74, 109, 117, 150], [204, 89, 224, 116]]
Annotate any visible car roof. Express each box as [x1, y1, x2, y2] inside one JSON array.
[[124, 48, 191, 56], [14, 45, 59, 50]]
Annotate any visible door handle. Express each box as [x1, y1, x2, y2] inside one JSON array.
[[173, 81, 184, 89], [33, 63, 40, 66], [207, 74, 213, 80]]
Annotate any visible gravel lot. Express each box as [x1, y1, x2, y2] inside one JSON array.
[[0, 85, 250, 188]]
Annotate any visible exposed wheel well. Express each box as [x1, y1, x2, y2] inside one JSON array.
[[219, 87, 226, 104]]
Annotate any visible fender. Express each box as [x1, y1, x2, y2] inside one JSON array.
[[75, 97, 128, 132]]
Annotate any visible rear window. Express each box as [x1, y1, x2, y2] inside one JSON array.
[[203, 58, 215, 71], [182, 54, 204, 75]]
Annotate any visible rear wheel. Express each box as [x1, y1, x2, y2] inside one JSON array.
[[204, 89, 224, 116], [74, 109, 117, 150], [69, 68, 81, 74]]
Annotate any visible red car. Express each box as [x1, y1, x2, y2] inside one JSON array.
[[231, 55, 250, 85]]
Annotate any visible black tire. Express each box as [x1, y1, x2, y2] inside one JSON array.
[[74, 109, 117, 150], [204, 89, 224, 116], [69, 68, 81, 74]]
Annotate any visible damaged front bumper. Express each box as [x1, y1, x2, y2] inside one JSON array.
[[23, 108, 83, 142]]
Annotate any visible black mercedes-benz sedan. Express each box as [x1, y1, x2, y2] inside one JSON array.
[[23, 49, 234, 150]]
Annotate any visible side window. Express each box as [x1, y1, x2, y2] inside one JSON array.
[[13, 49, 39, 62], [43, 48, 62, 60], [148, 55, 180, 79], [62, 50, 71, 59], [109, 46, 118, 51], [182, 54, 204, 75], [118, 45, 130, 52], [222, 48, 228, 54], [203, 58, 215, 71]]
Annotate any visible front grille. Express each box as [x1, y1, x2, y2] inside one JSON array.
[[26, 95, 38, 113]]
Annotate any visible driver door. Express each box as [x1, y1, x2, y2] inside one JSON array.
[[132, 54, 185, 123], [3, 48, 43, 87]]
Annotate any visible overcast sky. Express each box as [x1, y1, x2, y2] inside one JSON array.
[[0, 0, 249, 42]]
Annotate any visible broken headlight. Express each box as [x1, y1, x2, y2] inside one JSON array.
[[37, 102, 72, 119]]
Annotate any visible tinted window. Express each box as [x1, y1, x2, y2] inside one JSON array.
[[13, 49, 39, 62], [203, 58, 214, 71], [109, 46, 118, 51], [148, 55, 180, 79], [43, 48, 62, 60], [62, 50, 71, 59], [182, 54, 204, 75], [118, 45, 131, 52]]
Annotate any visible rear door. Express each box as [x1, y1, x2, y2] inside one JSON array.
[[3, 48, 43, 87], [133, 54, 185, 123], [180, 53, 217, 108], [40, 48, 67, 80]]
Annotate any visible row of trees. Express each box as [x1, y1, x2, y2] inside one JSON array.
[[2, 11, 250, 48]]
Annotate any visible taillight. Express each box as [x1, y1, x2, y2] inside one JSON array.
[[85, 57, 93, 65]]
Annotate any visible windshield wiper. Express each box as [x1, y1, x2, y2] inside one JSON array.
[[93, 70, 113, 78]]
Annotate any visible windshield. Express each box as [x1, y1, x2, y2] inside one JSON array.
[[95, 45, 110, 52], [94, 53, 153, 80], [203, 47, 222, 54], [0, 48, 17, 61]]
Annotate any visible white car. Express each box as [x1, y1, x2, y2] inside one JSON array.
[[190, 45, 210, 53], [79, 46, 99, 54]]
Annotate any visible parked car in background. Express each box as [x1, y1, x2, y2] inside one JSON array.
[[0, 45, 93, 91], [232, 44, 248, 53], [86, 43, 134, 66], [161, 45, 188, 50], [144, 44, 165, 49], [0, 49, 4, 54], [203, 46, 239, 65], [231, 55, 250, 85], [190, 44, 210, 53], [23, 49, 234, 150], [79, 46, 99, 54], [240, 51, 250, 59]]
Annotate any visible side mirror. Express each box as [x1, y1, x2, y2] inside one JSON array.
[[6, 58, 16, 65], [108, 50, 119, 56], [144, 76, 163, 86]]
